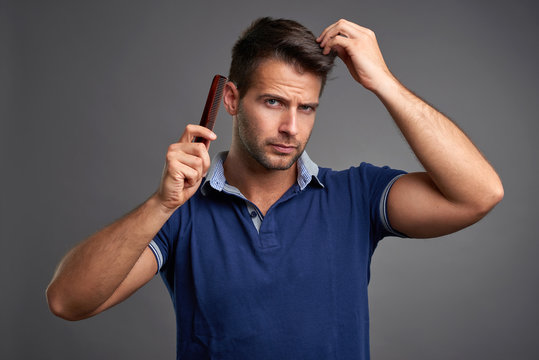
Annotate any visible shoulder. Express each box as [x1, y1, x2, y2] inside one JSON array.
[[318, 162, 406, 186]]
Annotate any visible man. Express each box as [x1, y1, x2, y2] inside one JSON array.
[[46, 17, 503, 359]]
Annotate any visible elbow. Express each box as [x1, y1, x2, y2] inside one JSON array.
[[486, 178, 504, 211], [473, 180, 504, 219], [46, 284, 87, 321], [493, 181, 505, 206]]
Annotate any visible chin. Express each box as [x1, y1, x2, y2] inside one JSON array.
[[259, 152, 301, 171]]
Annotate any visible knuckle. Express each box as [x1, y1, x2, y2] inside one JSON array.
[[173, 173, 184, 182], [193, 156, 203, 167], [195, 142, 207, 152], [167, 143, 179, 153], [187, 167, 199, 179]]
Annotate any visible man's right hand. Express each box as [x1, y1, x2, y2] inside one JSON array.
[[46, 124, 216, 321], [156, 124, 216, 211]]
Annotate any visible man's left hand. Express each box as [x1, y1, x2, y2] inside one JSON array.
[[317, 19, 395, 92]]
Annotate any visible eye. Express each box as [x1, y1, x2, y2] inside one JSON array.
[[265, 98, 280, 107], [299, 105, 315, 113]]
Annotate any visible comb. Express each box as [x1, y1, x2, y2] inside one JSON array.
[[194, 74, 228, 144]]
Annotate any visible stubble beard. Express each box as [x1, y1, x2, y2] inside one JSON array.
[[236, 105, 309, 171]]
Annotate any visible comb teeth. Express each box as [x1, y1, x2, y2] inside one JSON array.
[[205, 77, 227, 130], [194, 75, 227, 143]]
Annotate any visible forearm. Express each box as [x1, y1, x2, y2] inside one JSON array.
[[318, 19, 503, 237], [374, 76, 503, 211], [46, 193, 173, 319]]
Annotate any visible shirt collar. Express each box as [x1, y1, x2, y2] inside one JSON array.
[[201, 151, 324, 196]]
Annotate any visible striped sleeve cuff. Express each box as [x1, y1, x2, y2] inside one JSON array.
[[379, 174, 408, 238], [148, 240, 164, 273]]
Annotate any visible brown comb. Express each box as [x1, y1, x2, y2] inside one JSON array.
[[194, 75, 227, 144]]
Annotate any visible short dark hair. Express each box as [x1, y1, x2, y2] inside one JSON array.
[[228, 17, 336, 99]]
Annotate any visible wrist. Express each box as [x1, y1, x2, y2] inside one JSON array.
[[148, 192, 178, 218], [370, 72, 401, 98]]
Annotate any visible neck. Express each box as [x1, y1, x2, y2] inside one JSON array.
[[223, 146, 298, 215]]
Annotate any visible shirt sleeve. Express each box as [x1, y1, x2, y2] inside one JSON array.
[[148, 209, 180, 273], [378, 172, 407, 237], [359, 162, 408, 240]]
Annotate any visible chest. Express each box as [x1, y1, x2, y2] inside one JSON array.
[[167, 189, 376, 351], [182, 191, 373, 301]]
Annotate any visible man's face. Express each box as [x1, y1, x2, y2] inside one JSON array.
[[235, 59, 322, 170]]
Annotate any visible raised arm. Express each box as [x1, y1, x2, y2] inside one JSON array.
[[317, 19, 503, 238], [46, 125, 216, 320]]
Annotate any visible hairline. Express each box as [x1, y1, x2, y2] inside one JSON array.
[[237, 55, 327, 100]]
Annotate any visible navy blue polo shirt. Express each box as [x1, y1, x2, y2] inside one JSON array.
[[149, 151, 406, 360]]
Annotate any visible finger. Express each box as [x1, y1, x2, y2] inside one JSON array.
[[319, 20, 372, 48], [318, 19, 350, 45], [168, 141, 207, 157], [172, 162, 201, 187], [167, 145, 202, 172], [167, 151, 206, 183], [178, 124, 217, 143], [319, 21, 356, 48], [332, 44, 349, 60], [321, 34, 351, 55], [317, 19, 352, 41], [317, 23, 335, 43], [317, 21, 341, 44], [167, 142, 211, 175], [174, 153, 204, 175]]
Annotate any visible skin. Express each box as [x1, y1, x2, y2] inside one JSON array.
[[222, 59, 321, 214], [46, 19, 503, 321], [317, 19, 503, 237], [46, 125, 216, 320]]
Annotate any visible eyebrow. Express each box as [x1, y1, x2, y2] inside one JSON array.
[[258, 93, 319, 109]]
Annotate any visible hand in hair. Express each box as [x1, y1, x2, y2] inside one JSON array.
[[317, 19, 395, 93]]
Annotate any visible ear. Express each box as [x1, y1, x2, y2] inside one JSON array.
[[223, 81, 240, 115]]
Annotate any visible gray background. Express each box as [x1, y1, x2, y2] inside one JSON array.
[[2, 0, 538, 359]]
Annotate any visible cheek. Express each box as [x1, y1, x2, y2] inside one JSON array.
[[245, 108, 276, 133], [238, 108, 263, 142], [299, 116, 315, 138]]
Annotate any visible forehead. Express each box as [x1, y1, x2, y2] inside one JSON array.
[[247, 59, 322, 101]]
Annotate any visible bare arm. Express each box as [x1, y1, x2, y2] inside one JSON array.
[[379, 84, 503, 237], [46, 125, 216, 320], [318, 20, 503, 238]]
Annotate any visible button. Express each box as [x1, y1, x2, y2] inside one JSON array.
[[250, 211, 257, 218]]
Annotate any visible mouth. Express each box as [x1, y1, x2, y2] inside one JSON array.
[[270, 143, 297, 154]]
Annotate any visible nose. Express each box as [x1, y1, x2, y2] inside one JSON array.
[[278, 109, 298, 137]]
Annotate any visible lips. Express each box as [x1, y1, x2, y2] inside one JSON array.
[[271, 143, 297, 154]]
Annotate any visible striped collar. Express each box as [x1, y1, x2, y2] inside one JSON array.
[[201, 151, 324, 196]]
